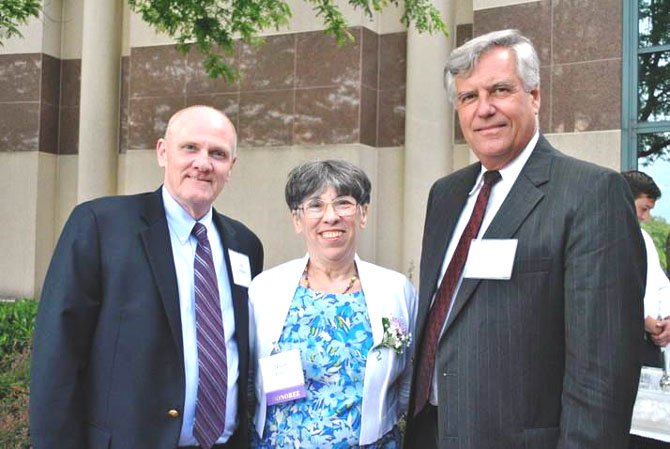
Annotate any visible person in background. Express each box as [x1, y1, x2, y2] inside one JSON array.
[[30, 106, 263, 449], [405, 29, 645, 449], [623, 170, 670, 449], [249, 159, 417, 448]]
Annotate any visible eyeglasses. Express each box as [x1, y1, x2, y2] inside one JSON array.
[[296, 197, 359, 219]]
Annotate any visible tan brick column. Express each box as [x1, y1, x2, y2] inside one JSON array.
[[77, 0, 123, 201], [402, 0, 456, 281]]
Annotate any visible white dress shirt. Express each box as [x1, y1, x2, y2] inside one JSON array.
[[162, 187, 239, 446], [641, 228, 670, 320], [430, 131, 539, 404]]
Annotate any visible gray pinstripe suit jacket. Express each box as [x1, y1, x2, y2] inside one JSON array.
[[406, 136, 646, 449]]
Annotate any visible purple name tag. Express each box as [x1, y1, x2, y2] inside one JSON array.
[[266, 385, 307, 405]]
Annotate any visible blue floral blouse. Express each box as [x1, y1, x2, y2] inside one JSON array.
[[252, 285, 401, 449]]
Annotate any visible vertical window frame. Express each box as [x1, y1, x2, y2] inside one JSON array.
[[622, 0, 670, 170]]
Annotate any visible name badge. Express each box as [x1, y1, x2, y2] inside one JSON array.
[[463, 239, 518, 280], [228, 249, 252, 287], [259, 349, 307, 405]]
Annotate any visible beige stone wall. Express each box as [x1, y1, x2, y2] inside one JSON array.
[[117, 144, 405, 274], [61, 0, 84, 59], [545, 130, 622, 171], [0, 153, 41, 298], [55, 155, 78, 235], [34, 153, 58, 298]]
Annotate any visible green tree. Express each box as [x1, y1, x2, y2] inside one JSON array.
[[128, 0, 447, 81], [0, 0, 40, 43], [637, 0, 670, 164], [642, 216, 670, 270], [2, 0, 446, 82]]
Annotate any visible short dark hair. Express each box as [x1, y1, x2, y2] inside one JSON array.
[[285, 160, 372, 210], [622, 170, 661, 200]]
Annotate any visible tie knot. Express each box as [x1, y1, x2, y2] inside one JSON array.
[[192, 222, 208, 244], [483, 170, 501, 186]]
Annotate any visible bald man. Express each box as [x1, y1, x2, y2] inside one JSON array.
[[30, 106, 264, 449]]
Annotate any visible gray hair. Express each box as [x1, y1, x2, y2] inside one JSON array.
[[285, 160, 372, 210], [444, 29, 540, 102]]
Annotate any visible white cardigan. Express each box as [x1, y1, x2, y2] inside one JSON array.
[[249, 255, 417, 444]]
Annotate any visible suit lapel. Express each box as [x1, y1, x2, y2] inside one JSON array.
[[139, 190, 184, 361], [442, 137, 553, 334]]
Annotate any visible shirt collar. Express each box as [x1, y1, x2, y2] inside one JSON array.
[[469, 130, 540, 195], [162, 186, 214, 245]]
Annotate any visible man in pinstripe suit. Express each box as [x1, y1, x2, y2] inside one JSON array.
[[405, 29, 646, 449]]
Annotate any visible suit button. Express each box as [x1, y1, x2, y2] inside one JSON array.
[[442, 372, 447, 377], [168, 409, 179, 418]]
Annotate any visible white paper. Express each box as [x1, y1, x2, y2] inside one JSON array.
[[259, 349, 307, 405], [228, 249, 252, 287], [630, 367, 670, 442], [463, 239, 518, 280]]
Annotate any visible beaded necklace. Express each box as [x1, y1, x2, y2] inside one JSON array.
[[302, 261, 358, 294]]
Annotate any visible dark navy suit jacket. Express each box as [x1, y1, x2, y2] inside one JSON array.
[[30, 189, 263, 449]]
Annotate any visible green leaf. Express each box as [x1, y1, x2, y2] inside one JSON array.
[[128, 0, 448, 81], [0, 0, 41, 44], [642, 216, 670, 270]]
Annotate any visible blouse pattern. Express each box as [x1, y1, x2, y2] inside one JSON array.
[[252, 285, 400, 449]]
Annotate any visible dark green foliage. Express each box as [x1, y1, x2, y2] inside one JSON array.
[[0, 0, 41, 44], [0, 299, 37, 360], [0, 299, 37, 448]]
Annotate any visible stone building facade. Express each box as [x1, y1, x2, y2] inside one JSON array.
[[0, 0, 633, 297]]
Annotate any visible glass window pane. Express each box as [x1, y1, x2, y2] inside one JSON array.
[[638, 135, 670, 271], [638, 50, 670, 122], [638, 131, 670, 162], [639, 0, 670, 48]]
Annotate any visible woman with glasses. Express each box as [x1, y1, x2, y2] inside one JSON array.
[[249, 159, 417, 448]]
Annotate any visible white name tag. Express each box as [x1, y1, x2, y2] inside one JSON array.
[[463, 239, 518, 280], [228, 249, 251, 287], [259, 349, 307, 405]]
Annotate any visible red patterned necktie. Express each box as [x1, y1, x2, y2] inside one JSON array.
[[413, 170, 501, 416], [192, 223, 228, 449]]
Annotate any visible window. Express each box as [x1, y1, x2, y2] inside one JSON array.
[[622, 0, 670, 269]]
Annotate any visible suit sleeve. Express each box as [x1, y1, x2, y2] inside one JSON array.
[[29, 204, 103, 449], [559, 171, 645, 449]]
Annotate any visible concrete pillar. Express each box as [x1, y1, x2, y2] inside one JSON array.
[[402, 0, 456, 283], [77, 0, 123, 202]]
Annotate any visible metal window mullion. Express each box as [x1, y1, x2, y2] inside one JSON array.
[[633, 121, 670, 134], [621, 0, 638, 170], [638, 44, 670, 54]]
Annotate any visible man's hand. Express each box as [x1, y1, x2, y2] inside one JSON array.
[[646, 316, 670, 347]]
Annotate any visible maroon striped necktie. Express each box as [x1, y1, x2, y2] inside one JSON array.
[[192, 222, 227, 449], [413, 170, 501, 416]]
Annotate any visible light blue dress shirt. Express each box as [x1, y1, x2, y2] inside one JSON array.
[[162, 187, 239, 446]]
